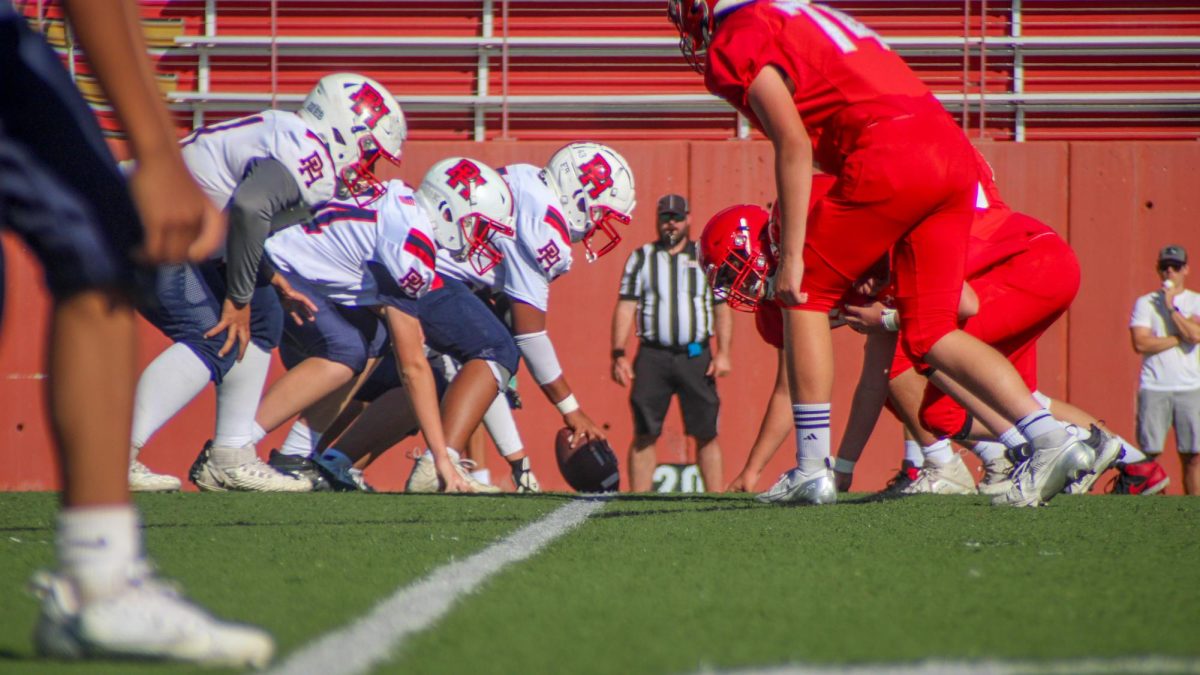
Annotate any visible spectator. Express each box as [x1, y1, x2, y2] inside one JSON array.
[[1129, 245, 1200, 494], [611, 194, 732, 491]]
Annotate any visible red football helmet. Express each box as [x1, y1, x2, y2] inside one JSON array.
[[699, 203, 773, 312], [667, 0, 755, 73]]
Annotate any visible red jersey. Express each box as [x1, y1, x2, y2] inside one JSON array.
[[964, 148, 1055, 277], [706, 1, 938, 170]]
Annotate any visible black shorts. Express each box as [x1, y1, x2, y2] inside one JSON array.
[[0, 13, 142, 320], [629, 342, 719, 441]]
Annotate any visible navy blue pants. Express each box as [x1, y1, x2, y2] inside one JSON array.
[[278, 274, 388, 374], [0, 13, 143, 321]]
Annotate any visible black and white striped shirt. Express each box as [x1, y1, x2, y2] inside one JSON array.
[[618, 240, 722, 347]]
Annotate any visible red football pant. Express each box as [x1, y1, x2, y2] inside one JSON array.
[[789, 112, 977, 361], [916, 226, 1081, 437]]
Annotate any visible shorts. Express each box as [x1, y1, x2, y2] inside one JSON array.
[[629, 342, 719, 441], [138, 261, 283, 384], [1137, 388, 1200, 454], [277, 273, 388, 374], [0, 14, 142, 314], [787, 111, 978, 360]]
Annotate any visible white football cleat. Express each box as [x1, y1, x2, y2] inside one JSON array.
[[901, 454, 977, 495], [405, 451, 501, 493], [976, 456, 1014, 496], [511, 457, 541, 494], [30, 567, 274, 668], [128, 460, 181, 493], [189, 443, 311, 493], [757, 467, 837, 505], [1063, 425, 1123, 495], [993, 436, 1095, 508]]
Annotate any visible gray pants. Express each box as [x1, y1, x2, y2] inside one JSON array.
[[1136, 388, 1200, 454]]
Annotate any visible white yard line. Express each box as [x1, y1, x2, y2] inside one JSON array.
[[267, 496, 608, 675], [702, 656, 1200, 675]]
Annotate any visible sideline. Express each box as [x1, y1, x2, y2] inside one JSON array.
[[267, 496, 608, 675], [700, 656, 1200, 675]]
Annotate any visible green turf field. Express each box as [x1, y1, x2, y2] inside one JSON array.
[[1, 492, 1198, 674]]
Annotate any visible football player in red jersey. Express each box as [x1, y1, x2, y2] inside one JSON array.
[[671, 0, 1093, 507]]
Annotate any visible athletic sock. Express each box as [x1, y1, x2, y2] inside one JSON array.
[[210, 443, 254, 468], [1016, 410, 1069, 449], [973, 441, 1008, 463], [131, 343, 211, 450], [213, 342, 272, 449], [482, 392, 525, 457], [470, 468, 491, 485], [280, 422, 321, 458], [903, 439, 924, 467], [1117, 436, 1148, 464], [921, 439, 955, 466], [58, 505, 141, 602], [251, 422, 267, 445], [793, 403, 831, 474], [999, 426, 1027, 450]]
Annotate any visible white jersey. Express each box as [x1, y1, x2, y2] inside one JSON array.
[[1130, 288, 1200, 391], [436, 163, 573, 312], [180, 109, 336, 210], [266, 182, 438, 312]]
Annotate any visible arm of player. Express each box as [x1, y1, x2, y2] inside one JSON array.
[[1130, 325, 1180, 356], [709, 301, 734, 377], [832, 331, 898, 492], [206, 158, 308, 360], [510, 299, 605, 446], [382, 306, 471, 493], [749, 65, 813, 307], [726, 349, 792, 492], [610, 299, 638, 386], [63, 0, 222, 263]]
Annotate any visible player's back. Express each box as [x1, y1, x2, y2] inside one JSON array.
[[710, 3, 933, 136], [180, 109, 334, 209]]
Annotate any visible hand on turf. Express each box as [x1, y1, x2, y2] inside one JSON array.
[[842, 302, 887, 335], [435, 458, 473, 493], [707, 352, 732, 378], [611, 355, 634, 387], [726, 470, 758, 493], [205, 298, 251, 360], [834, 470, 853, 492], [774, 257, 808, 307], [564, 409, 605, 448], [271, 272, 318, 325], [130, 155, 224, 263]]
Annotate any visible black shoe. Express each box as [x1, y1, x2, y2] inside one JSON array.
[[268, 450, 330, 491], [188, 440, 213, 488], [1005, 442, 1033, 466], [880, 461, 920, 495]]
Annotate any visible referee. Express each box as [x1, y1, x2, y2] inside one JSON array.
[[611, 193, 732, 492]]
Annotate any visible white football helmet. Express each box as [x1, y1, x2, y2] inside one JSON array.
[[297, 73, 406, 205], [416, 157, 516, 275], [542, 142, 636, 262]]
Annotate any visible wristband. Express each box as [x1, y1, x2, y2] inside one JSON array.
[[833, 457, 857, 474], [611, 348, 626, 360], [555, 393, 580, 415], [881, 308, 900, 333]]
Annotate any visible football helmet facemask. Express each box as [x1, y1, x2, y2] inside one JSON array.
[[542, 142, 636, 262], [298, 73, 406, 206], [416, 157, 516, 276], [667, 0, 755, 74]]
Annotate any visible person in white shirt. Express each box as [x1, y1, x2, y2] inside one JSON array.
[[1129, 244, 1200, 494]]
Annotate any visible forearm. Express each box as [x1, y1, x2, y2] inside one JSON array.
[[611, 300, 637, 352], [396, 349, 449, 456], [1133, 334, 1181, 355], [64, 0, 178, 160], [774, 139, 813, 265], [835, 333, 896, 463], [1170, 312, 1200, 344], [714, 302, 733, 355]]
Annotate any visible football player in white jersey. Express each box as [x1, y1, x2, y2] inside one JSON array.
[[336, 142, 637, 490], [245, 158, 517, 493], [129, 73, 406, 493]]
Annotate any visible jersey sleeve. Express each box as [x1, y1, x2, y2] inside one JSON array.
[[370, 192, 438, 315], [705, 17, 781, 123], [272, 116, 338, 207], [502, 207, 574, 311], [618, 247, 645, 300]]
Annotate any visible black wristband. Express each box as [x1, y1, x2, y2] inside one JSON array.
[[611, 348, 626, 360]]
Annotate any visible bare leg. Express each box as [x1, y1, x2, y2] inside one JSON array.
[[52, 290, 134, 507], [784, 310, 834, 402], [441, 360, 501, 452], [1183, 453, 1200, 495], [326, 387, 418, 467], [695, 436, 723, 493], [628, 436, 658, 492], [924, 330, 1042, 426], [255, 357, 356, 433]]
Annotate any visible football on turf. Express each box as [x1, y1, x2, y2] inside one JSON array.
[[554, 428, 620, 493]]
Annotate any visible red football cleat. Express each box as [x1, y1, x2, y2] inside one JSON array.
[[1110, 460, 1170, 495]]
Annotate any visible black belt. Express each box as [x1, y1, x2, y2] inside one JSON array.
[[640, 340, 710, 355]]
